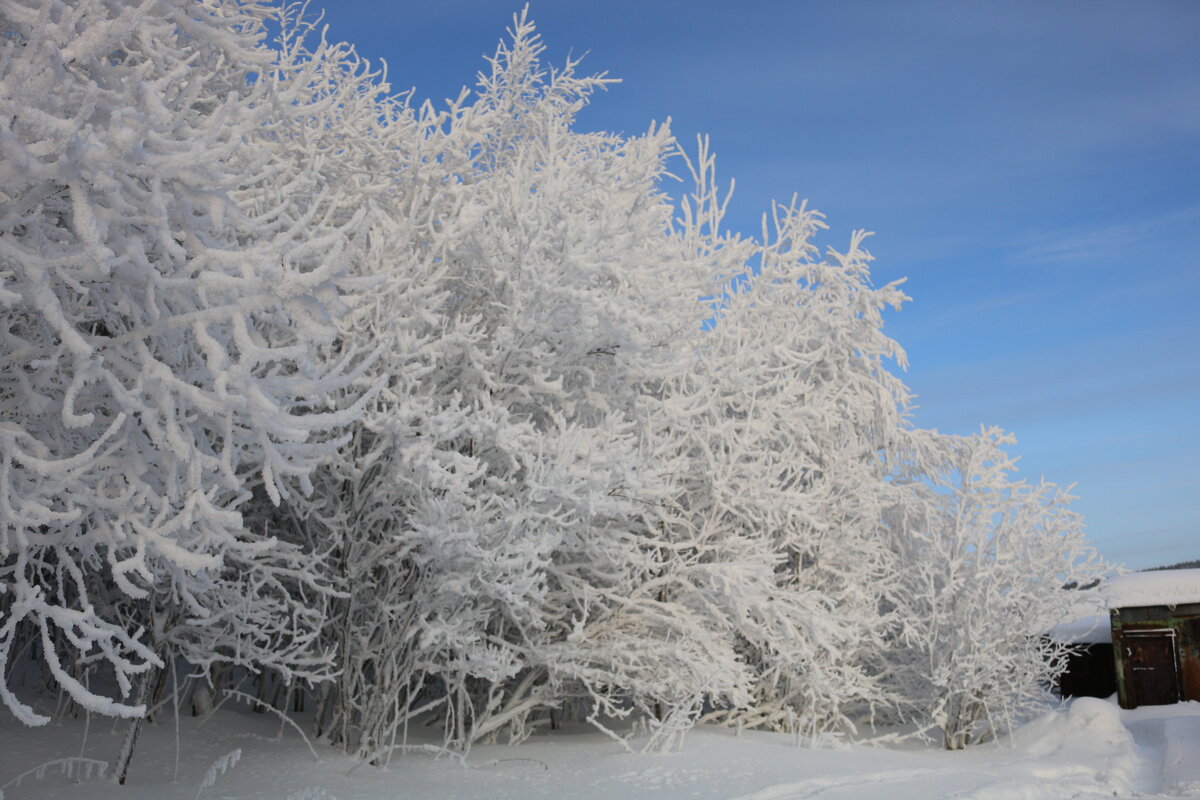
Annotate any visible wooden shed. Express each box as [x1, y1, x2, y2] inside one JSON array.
[[1104, 569, 1200, 709]]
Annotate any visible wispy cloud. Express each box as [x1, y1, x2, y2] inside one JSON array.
[[1014, 205, 1200, 264]]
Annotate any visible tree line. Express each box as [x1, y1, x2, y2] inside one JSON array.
[[0, 0, 1106, 767]]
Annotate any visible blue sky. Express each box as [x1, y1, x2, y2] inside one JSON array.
[[313, 1, 1199, 569]]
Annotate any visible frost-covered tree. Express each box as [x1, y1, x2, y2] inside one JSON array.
[[885, 427, 1108, 749], [659, 198, 921, 739], [276, 11, 799, 758], [0, 0, 368, 726]]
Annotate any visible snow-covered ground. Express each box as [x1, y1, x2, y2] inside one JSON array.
[[2, 697, 1198, 799]]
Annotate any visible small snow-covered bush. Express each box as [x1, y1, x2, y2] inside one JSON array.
[[886, 428, 1108, 749]]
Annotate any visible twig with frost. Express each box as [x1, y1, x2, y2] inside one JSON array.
[[0, 757, 109, 799], [223, 689, 322, 762], [586, 715, 635, 754], [194, 749, 241, 800]]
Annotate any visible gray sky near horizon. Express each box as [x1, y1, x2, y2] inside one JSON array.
[[315, 0, 1199, 569]]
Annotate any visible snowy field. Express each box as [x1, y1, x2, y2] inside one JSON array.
[[2, 697, 1198, 800]]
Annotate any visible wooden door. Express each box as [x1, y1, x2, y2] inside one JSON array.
[[1123, 635, 1180, 707]]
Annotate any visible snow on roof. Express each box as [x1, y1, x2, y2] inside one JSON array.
[[1048, 613, 1112, 644], [1102, 569, 1200, 610]]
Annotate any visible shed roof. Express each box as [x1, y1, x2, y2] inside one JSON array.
[[1102, 568, 1200, 610]]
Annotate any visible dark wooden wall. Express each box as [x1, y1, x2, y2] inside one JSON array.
[[1112, 603, 1200, 709]]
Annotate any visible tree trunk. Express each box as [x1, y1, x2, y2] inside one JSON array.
[[112, 664, 159, 785]]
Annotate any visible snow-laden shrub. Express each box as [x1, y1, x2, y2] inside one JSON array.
[[0, 0, 370, 724], [885, 427, 1108, 749]]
